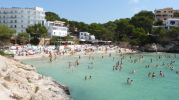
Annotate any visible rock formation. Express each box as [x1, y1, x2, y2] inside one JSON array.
[[0, 55, 71, 100]]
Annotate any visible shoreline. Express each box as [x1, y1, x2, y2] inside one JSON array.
[[14, 47, 138, 60]]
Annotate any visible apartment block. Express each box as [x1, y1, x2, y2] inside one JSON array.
[[0, 7, 46, 33], [154, 8, 179, 22]]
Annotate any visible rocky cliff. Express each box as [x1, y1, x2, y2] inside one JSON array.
[[139, 42, 179, 53], [0, 55, 71, 100]]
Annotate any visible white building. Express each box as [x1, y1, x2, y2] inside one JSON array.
[[46, 21, 68, 37], [79, 32, 95, 42], [0, 7, 46, 33]]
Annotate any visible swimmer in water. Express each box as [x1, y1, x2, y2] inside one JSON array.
[[131, 69, 136, 74], [127, 78, 130, 84], [152, 72, 156, 78], [127, 78, 133, 85], [159, 71, 165, 77], [148, 72, 151, 78], [89, 75, 92, 79]]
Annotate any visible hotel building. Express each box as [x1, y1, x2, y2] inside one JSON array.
[[0, 7, 46, 33], [154, 8, 179, 22], [45, 21, 68, 37]]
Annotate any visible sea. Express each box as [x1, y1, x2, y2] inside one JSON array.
[[22, 52, 179, 100]]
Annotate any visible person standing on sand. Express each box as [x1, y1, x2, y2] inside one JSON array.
[[49, 52, 53, 62], [54, 53, 57, 61]]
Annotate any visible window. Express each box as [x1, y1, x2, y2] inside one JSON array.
[[21, 20, 23, 23], [3, 20, 5, 23], [14, 20, 17, 23], [10, 20, 13, 23], [21, 25, 23, 28], [14, 25, 16, 28], [10, 25, 13, 28]]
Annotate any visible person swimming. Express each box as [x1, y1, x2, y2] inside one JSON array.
[[176, 71, 179, 74], [131, 69, 136, 74], [89, 75, 92, 79], [152, 72, 156, 78], [148, 72, 151, 78], [127, 78, 130, 84], [159, 71, 165, 77], [85, 76, 87, 80], [127, 77, 133, 85]]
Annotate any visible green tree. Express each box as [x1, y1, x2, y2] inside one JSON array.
[[45, 12, 61, 21], [151, 27, 167, 43], [26, 24, 48, 45], [17, 32, 29, 45], [154, 20, 163, 26], [132, 28, 148, 45], [88, 23, 112, 40], [64, 35, 73, 41], [167, 26, 179, 40], [115, 19, 135, 41], [130, 11, 155, 33], [0, 24, 16, 46]]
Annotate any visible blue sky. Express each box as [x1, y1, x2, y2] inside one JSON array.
[[0, 0, 179, 23]]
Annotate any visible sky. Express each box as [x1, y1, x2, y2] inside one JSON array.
[[0, 0, 179, 24]]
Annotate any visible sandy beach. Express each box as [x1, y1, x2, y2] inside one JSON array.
[[13, 45, 138, 60]]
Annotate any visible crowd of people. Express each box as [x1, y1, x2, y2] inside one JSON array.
[[61, 50, 178, 86], [10, 44, 179, 86]]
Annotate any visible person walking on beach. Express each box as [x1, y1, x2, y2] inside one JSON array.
[[49, 52, 53, 62], [54, 53, 57, 61]]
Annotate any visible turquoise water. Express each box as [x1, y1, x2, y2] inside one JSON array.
[[23, 53, 179, 100]]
